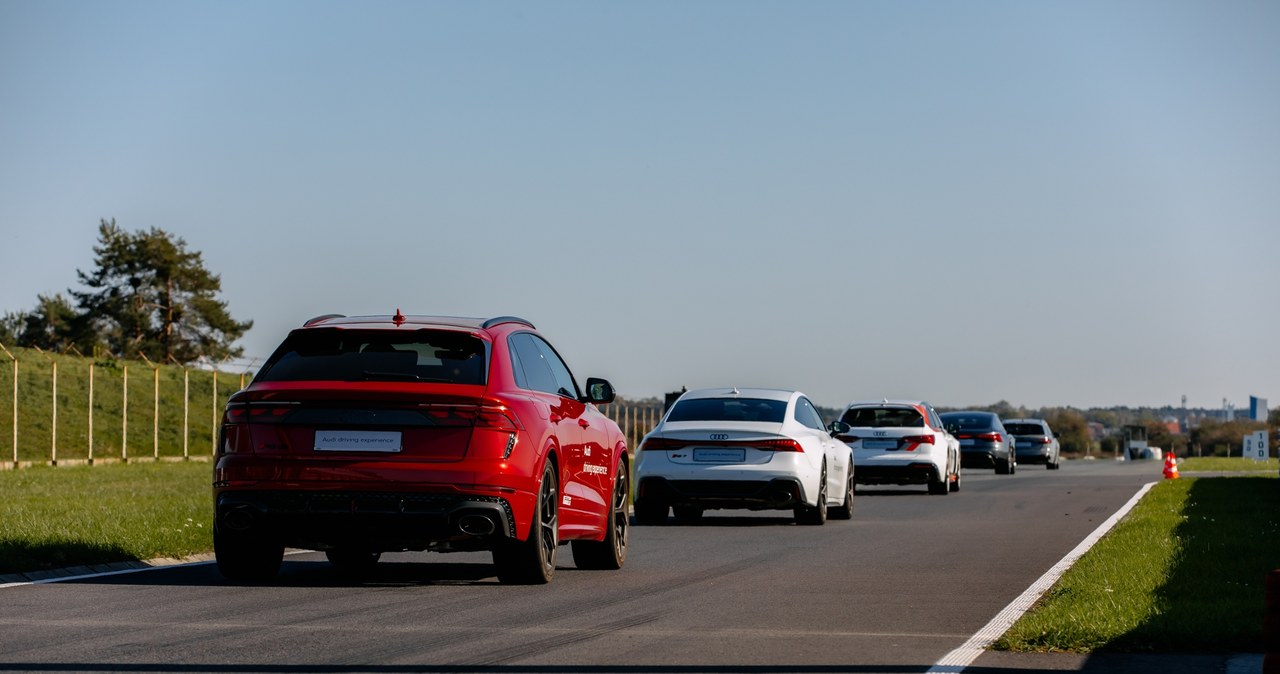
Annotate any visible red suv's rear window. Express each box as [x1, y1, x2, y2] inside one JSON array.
[[255, 328, 487, 384]]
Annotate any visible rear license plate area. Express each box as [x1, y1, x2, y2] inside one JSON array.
[[314, 430, 403, 452], [693, 447, 746, 462]]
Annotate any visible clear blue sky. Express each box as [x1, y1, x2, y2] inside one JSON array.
[[2, 1, 1277, 411]]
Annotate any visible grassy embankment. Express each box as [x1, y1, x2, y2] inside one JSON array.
[[0, 345, 246, 465], [997, 463, 1279, 653]]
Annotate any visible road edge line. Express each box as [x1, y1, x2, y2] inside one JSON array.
[[0, 550, 310, 589], [927, 480, 1158, 673]]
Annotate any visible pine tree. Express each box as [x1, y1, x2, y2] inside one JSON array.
[[71, 219, 252, 362], [0, 293, 84, 351]]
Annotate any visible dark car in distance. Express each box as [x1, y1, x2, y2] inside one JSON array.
[[213, 312, 629, 584], [939, 411, 1016, 475], [1004, 418, 1062, 470]]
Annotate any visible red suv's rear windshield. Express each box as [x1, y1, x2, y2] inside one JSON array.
[[254, 328, 487, 384]]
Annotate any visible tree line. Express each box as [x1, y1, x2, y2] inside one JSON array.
[[1, 219, 250, 364]]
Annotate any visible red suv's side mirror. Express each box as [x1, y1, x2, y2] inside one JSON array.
[[583, 377, 616, 405]]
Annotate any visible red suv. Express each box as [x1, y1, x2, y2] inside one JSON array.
[[214, 313, 629, 584]]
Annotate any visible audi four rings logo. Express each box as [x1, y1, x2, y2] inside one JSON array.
[[709, 434, 729, 440]]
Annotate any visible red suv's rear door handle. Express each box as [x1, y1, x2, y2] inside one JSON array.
[[578, 419, 590, 429]]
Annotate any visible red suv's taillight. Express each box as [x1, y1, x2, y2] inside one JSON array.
[[419, 404, 523, 431], [222, 402, 298, 425]]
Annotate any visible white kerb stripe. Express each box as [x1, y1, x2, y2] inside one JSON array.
[[928, 481, 1158, 673]]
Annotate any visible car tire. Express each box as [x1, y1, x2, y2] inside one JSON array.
[[795, 462, 828, 526], [493, 460, 558, 585], [325, 548, 381, 576], [928, 471, 949, 495], [634, 498, 668, 526], [950, 466, 961, 492], [572, 460, 629, 571], [214, 526, 283, 582], [996, 458, 1011, 475], [672, 505, 704, 523], [829, 468, 854, 520]]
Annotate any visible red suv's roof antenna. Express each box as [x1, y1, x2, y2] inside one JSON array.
[[392, 308, 406, 326]]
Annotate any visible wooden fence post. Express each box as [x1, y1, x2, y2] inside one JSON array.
[[139, 352, 159, 459], [122, 364, 128, 461], [33, 349, 58, 465], [0, 344, 16, 465], [213, 363, 227, 456], [182, 366, 189, 459]]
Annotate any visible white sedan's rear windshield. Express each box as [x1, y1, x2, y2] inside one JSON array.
[[255, 328, 487, 384], [841, 407, 924, 428], [667, 398, 787, 423]]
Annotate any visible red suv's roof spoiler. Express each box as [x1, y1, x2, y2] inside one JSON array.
[[303, 314, 346, 326], [298, 314, 534, 330], [481, 316, 535, 329]]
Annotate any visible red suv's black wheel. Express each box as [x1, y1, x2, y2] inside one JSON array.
[[572, 459, 629, 570], [493, 460, 558, 584]]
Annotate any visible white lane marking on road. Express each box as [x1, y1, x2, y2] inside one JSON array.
[[0, 550, 310, 590], [928, 480, 1158, 673], [0, 560, 216, 589]]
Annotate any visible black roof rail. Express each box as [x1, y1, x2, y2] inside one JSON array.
[[482, 316, 535, 329], [304, 314, 346, 326]]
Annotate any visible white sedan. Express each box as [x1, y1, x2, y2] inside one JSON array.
[[835, 399, 961, 495], [633, 387, 854, 525]]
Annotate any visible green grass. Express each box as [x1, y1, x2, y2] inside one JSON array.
[[995, 475, 1280, 653], [0, 461, 212, 573], [1178, 456, 1278, 472]]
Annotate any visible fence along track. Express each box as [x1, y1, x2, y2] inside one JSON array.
[[0, 344, 255, 469], [0, 343, 664, 469]]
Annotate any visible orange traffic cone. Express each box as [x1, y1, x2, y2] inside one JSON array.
[[1163, 452, 1180, 479]]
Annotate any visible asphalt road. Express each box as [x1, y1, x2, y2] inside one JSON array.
[[0, 460, 1176, 673]]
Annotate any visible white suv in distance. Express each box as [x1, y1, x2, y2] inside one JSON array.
[[835, 400, 960, 495], [633, 388, 854, 525]]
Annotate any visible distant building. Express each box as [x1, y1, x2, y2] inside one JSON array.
[[1250, 396, 1268, 422]]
